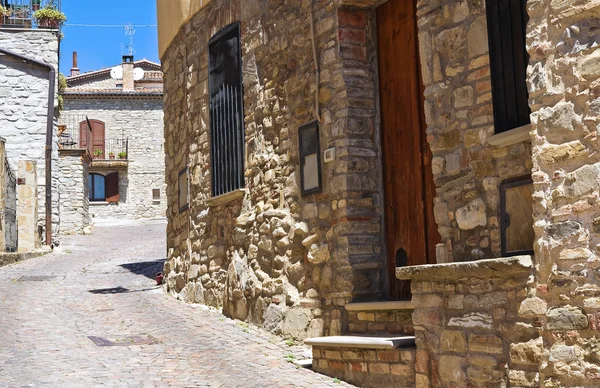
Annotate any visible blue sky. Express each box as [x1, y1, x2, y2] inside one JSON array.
[[59, 1, 160, 74]]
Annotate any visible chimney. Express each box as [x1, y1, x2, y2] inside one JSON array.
[[70, 52, 80, 76], [122, 55, 134, 91]]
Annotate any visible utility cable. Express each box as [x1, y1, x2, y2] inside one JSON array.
[[63, 24, 156, 28]]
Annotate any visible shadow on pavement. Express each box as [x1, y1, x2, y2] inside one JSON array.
[[119, 259, 165, 280], [88, 286, 160, 294]]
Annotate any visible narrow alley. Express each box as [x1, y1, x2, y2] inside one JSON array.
[[0, 222, 353, 388]]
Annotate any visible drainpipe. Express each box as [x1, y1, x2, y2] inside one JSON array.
[[0, 47, 56, 247]]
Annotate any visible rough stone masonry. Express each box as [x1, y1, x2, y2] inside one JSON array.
[[0, 30, 60, 243]]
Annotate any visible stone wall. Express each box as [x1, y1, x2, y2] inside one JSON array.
[[525, 0, 600, 386], [347, 309, 413, 336], [62, 98, 166, 221], [57, 150, 90, 234], [398, 257, 537, 387], [312, 346, 416, 388], [17, 160, 40, 252], [0, 138, 5, 251], [416, 0, 533, 261], [162, 0, 387, 340], [0, 30, 60, 243]]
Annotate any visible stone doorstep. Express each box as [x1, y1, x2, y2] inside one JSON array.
[[305, 336, 416, 350], [345, 301, 413, 312]]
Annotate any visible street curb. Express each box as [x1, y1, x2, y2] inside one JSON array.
[[0, 251, 50, 268]]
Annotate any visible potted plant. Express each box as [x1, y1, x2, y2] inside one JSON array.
[[93, 149, 103, 159], [0, 5, 9, 25], [33, 1, 65, 29], [118, 151, 127, 160], [109, 152, 115, 160], [32, 0, 42, 11]]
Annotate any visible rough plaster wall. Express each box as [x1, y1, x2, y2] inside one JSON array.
[[0, 30, 60, 244], [162, 0, 386, 340], [416, 0, 533, 262], [62, 98, 166, 221]]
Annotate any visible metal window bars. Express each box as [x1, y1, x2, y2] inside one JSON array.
[[209, 84, 244, 197]]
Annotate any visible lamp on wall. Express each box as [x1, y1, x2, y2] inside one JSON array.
[[299, 121, 322, 196]]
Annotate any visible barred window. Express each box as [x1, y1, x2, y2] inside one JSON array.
[[209, 22, 244, 197]]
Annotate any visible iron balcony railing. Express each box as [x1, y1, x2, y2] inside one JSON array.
[[58, 114, 129, 161], [0, 0, 61, 29], [58, 113, 92, 157], [91, 138, 129, 161]]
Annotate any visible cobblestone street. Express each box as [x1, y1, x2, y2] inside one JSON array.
[[0, 222, 353, 388]]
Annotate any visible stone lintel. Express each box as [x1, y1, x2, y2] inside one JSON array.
[[486, 124, 532, 147], [206, 188, 246, 207], [396, 256, 533, 281], [345, 301, 413, 311]]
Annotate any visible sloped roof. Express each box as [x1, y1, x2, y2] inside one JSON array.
[[66, 59, 162, 84]]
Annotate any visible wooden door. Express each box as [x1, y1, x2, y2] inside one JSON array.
[[377, 0, 440, 300], [80, 119, 105, 158]]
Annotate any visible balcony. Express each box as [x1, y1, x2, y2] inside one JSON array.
[[58, 114, 129, 169], [0, 0, 62, 30]]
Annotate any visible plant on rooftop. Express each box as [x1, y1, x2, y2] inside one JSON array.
[[33, 0, 65, 29], [0, 5, 9, 20]]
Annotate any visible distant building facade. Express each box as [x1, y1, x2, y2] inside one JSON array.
[[59, 54, 165, 228]]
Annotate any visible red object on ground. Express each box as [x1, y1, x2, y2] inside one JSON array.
[[155, 272, 164, 285]]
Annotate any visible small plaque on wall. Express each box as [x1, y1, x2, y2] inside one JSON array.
[[299, 121, 322, 196], [178, 167, 189, 213]]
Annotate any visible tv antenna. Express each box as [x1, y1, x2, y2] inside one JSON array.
[[124, 24, 136, 56]]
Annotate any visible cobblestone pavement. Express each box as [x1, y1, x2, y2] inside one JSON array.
[[0, 222, 354, 388]]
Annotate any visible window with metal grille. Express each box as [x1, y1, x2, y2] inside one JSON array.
[[485, 0, 531, 134], [208, 22, 244, 197]]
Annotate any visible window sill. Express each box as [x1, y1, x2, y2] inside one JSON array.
[[89, 201, 110, 206], [487, 124, 532, 147], [206, 189, 246, 207]]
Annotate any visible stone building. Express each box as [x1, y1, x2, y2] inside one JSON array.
[[59, 53, 166, 229], [158, 0, 600, 386], [0, 26, 60, 246]]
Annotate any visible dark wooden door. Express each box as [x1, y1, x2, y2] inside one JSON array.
[[80, 119, 105, 158], [377, 0, 440, 300]]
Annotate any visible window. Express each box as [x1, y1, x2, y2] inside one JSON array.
[[80, 119, 106, 158], [299, 121, 322, 196], [485, 0, 530, 133], [152, 189, 160, 200], [208, 22, 244, 197], [88, 172, 119, 202], [500, 176, 534, 256]]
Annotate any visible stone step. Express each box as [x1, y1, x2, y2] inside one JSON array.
[[306, 335, 417, 387], [305, 335, 415, 350], [345, 300, 413, 312]]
